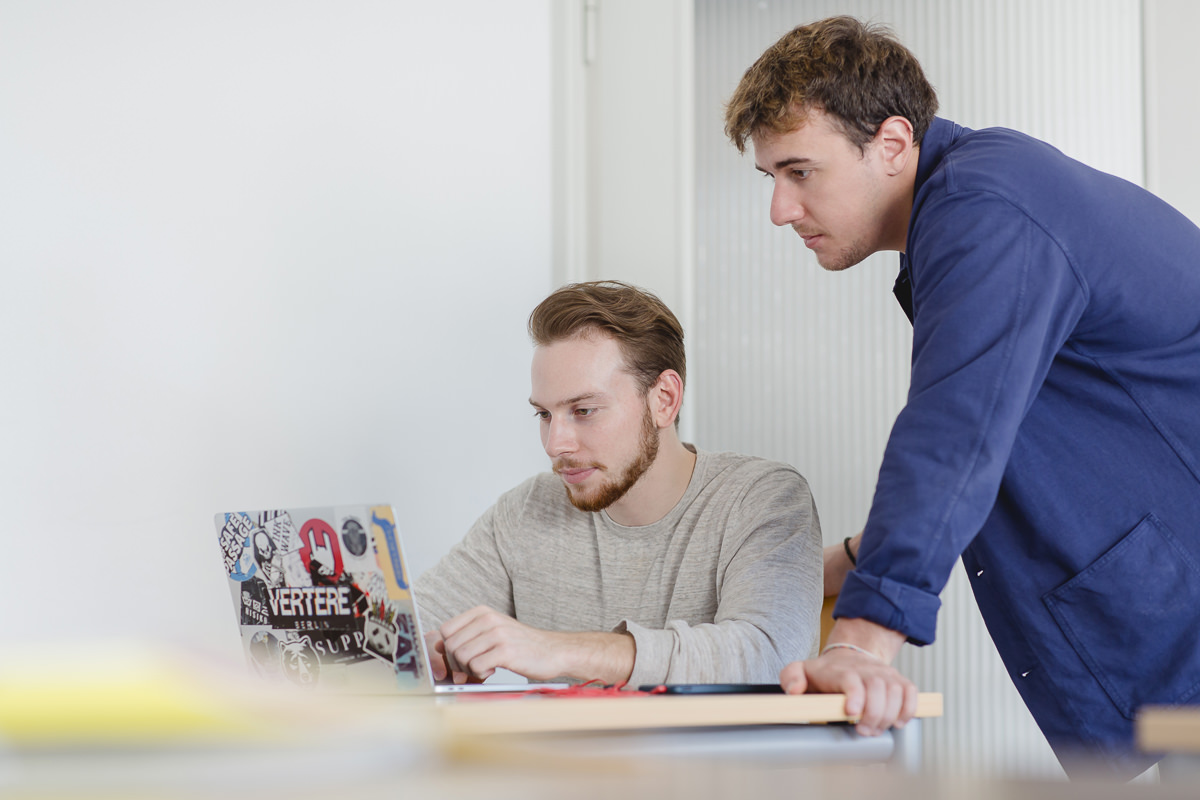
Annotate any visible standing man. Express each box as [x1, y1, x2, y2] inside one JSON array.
[[415, 281, 822, 689], [725, 16, 1200, 777]]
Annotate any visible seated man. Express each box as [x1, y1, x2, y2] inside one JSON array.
[[414, 281, 822, 687]]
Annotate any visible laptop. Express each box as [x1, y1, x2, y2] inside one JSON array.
[[215, 503, 566, 694]]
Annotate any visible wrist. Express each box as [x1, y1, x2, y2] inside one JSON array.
[[825, 617, 905, 664], [564, 631, 635, 684], [821, 641, 883, 662]]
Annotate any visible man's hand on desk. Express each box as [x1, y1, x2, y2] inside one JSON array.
[[780, 616, 917, 737], [430, 605, 636, 685]]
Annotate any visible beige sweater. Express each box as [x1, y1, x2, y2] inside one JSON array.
[[414, 449, 823, 686]]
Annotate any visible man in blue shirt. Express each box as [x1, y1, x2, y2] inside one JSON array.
[[725, 15, 1200, 777]]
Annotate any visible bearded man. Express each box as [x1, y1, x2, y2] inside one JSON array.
[[414, 281, 822, 687]]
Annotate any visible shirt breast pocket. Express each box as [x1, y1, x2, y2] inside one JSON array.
[[1044, 513, 1200, 719]]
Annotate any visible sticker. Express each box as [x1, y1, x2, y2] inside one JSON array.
[[369, 506, 410, 599], [364, 599, 399, 664], [278, 634, 321, 687], [298, 518, 344, 584], [240, 579, 272, 626], [393, 610, 420, 677], [218, 513, 259, 582], [247, 631, 282, 681], [263, 584, 360, 631], [342, 517, 368, 557]]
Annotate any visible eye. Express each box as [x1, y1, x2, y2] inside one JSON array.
[[574, 408, 596, 417], [792, 168, 812, 179], [533, 410, 550, 421]]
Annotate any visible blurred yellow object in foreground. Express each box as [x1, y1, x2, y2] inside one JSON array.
[[0, 641, 296, 748]]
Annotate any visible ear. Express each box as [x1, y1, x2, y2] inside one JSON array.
[[873, 116, 916, 176], [647, 369, 684, 429]]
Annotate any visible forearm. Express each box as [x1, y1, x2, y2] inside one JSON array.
[[621, 619, 792, 686], [557, 631, 636, 684], [437, 606, 636, 684], [824, 533, 860, 597]]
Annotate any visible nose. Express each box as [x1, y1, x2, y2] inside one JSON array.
[[769, 181, 803, 228], [543, 416, 576, 457]]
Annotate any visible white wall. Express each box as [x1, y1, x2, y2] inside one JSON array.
[[552, 0, 697, 438], [0, 1, 552, 657], [1144, 0, 1200, 226], [552, 2, 693, 323]]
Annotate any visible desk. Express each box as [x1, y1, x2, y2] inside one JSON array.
[[1137, 705, 1200, 782], [11, 687, 1200, 799], [1137, 706, 1200, 753], [0, 643, 940, 782], [438, 691, 943, 773]]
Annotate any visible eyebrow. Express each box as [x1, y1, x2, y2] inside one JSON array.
[[528, 391, 605, 409], [756, 156, 816, 174]]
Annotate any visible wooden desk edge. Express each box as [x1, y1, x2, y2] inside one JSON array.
[[440, 691, 943, 736], [1137, 705, 1200, 754]]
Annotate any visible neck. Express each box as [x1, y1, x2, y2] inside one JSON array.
[[890, 146, 920, 254], [605, 430, 697, 527]]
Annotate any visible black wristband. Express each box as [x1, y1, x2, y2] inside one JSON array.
[[843, 536, 857, 567]]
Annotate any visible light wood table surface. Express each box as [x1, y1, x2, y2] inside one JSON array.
[[438, 690, 943, 735]]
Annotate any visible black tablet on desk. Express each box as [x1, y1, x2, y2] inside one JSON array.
[[640, 683, 785, 695]]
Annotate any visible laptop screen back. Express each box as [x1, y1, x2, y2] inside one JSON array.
[[215, 504, 435, 694]]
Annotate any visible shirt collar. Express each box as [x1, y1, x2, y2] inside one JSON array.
[[913, 116, 969, 197], [896, 118, 970, 323]]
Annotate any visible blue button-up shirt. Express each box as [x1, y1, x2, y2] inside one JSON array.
[[835, 117, 1200, 776]]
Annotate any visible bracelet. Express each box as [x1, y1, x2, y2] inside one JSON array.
[[843, 536, 857, 567], [821, 642, 884, 662]]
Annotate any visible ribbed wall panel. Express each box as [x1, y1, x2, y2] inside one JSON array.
[[694, 0, 1143, 779]]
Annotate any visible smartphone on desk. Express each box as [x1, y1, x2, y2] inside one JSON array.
[[639, 683, 785, 695]]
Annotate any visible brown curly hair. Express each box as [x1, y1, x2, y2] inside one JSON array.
[[724, 16, 938, 154]]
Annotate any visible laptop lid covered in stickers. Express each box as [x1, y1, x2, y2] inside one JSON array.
[[215, 504, 433, 693]]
